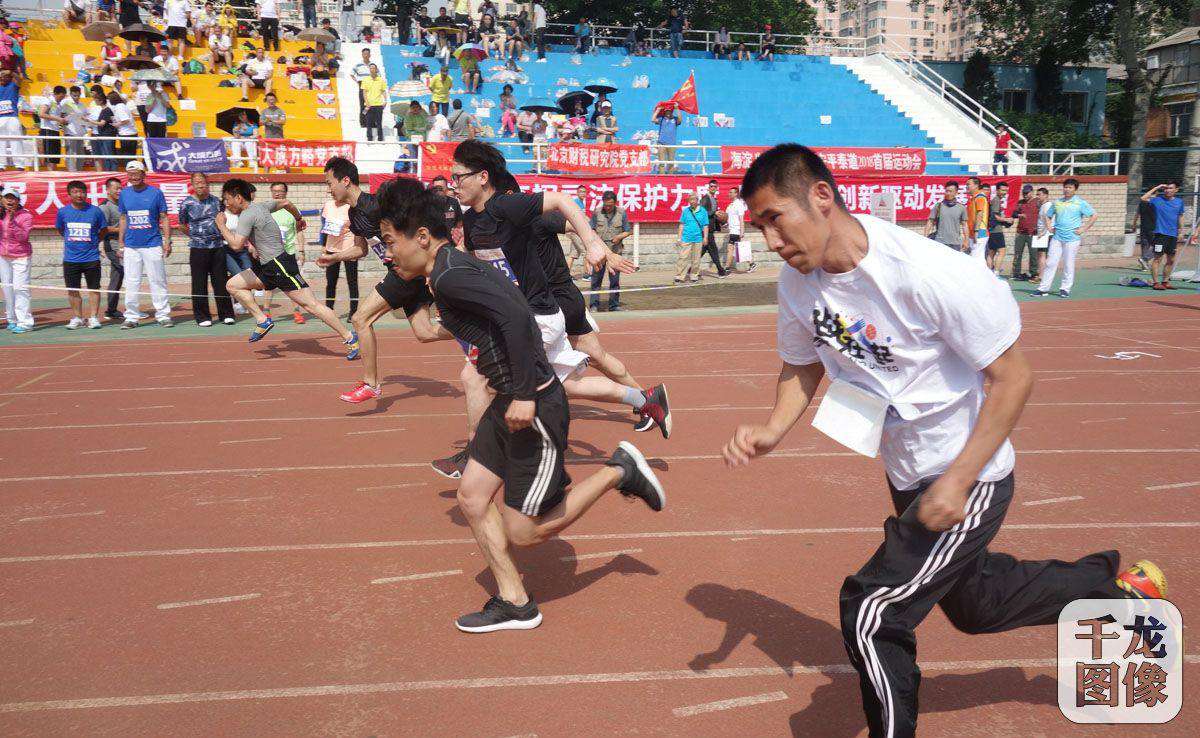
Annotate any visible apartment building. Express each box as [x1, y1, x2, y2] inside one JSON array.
[[810, 0, 984, 61]]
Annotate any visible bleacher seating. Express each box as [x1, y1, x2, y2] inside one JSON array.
[[380, 44, 968, 174]]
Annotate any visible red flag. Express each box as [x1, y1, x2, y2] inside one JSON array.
[[669, 72, 699, 114]]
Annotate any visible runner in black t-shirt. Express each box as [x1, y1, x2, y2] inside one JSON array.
[[317, 157, 453, 403], [376, 176, 667, 633]]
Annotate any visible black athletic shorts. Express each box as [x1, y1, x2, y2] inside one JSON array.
[[986, 232, 1006, 252], [375, 270, 433, 316], [1153, 233, 1179, 257], [552, 282, 593, 337], [470, 380, 571, 517], [166, 26, 188, 40], [63, 260, 101, 290], [250, 252, 308, 292]]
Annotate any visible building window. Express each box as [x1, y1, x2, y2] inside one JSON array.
[[923, 37, 933, 48], [1062, 92, 1089, 124], [1167, 102, 1193, 137], [1002, 89, 1029, 113], [911, 20, 918, 29], [925, 21, 935, 30], [909, 37, 918, 47]]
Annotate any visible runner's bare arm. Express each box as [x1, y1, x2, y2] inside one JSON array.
[[215, 211, 246, 250], [543, 190, 634, 275], [408, 304, 454, 343], [723, 361, 825, 467], [316, 234, 368, 267]]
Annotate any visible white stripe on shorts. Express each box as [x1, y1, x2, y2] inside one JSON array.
[[521, 417, 556, 516]]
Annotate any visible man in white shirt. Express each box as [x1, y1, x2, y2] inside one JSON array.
[[533, 2, 548, 60], [351, 48, 372, 123], [239, 49, 275, 101], [426, 101, 450, 142], [153, 48, 183, 95], [62, 85, 89, 172], [722, 185, 755, 273], [258, 0, 281, 53], [721, 144, 1164, 738], [164, 0, 190, 58], [210, 29, 233, 72]]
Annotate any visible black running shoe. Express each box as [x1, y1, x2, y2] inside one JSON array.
[[455, 596, 543, 633], [431, 449, 469, 479], [607, 441, 666, 512], [633, 384, 671, 438]]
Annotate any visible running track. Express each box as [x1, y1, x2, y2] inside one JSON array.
[[0, 294, 1198, 736]]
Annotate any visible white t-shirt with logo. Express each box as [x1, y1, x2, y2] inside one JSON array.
[[260, 0, 278, 19], [725, 198, 747, 236], [246, 58, 273, 81], [776, 214, 1020, 490], [166, 0, 189, 28]]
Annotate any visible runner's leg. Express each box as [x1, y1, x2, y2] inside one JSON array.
[[457, 460, 530, 606], [499, 465, 623, 546], [226, 269, 268, 322], [286, 287, 352, 340], [351, 289, 392, 387], [570, 332, 641, 390]]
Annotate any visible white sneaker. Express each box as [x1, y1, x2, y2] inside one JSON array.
[[233, 303, 247, 315], [222, 317, 235, 325], [198, 320, 213, 327], [252, 290, 265, 298], [87, 317, 102, 329], [66, 317, 84, 330]]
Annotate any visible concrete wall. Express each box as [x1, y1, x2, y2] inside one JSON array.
[[20, 175, 1130, 282]]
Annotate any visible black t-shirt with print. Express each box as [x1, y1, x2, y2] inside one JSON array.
[[462, 191, 558, 315]]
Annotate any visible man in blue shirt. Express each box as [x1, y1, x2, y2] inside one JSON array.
[[178, 171, 235, 326], [55, 180, 109, 330], [1141, 181, 1188, 290], [653, 104, 681, 174], [118, 160, 174, 328], [573, 17, 592, 53], [1034, 178, 1096, 298]]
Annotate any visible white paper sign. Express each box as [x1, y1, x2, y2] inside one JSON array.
[[811, 379, 888, 457]]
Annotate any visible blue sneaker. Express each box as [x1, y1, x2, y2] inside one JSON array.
[[9, 325, 29, 334], [345, 330, 360, 361], [248, 317, 275, 343]]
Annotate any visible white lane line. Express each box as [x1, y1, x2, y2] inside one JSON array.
[[730, 537, 758, 542], [1080, 417, 1126, 424], [3, 521, 1196, 565], [1173, 409, 1200, 415], [218, 437, 282, 445], [0, 413, 59, 420], [11, 372, 52, 390], [1038, 376, 1076, 382], [19, 510, 106, 523], [79, 447, 146, 455], [119, 405, 175, 411], [1022, 496, 1084, 507], [53, 350, 84, 364], [156, 593, 262, 611], [347, 427, 408, 435], [356, 483, 424, 492], [0, 619, 35, 628], [371, 569, 462, 585], [148, 374, 192, 380], [3, 447, 1196, 486], [194, 496, 274, 507], [5, 656, 1197, 713], [560, 549, 642, 562], [233, 398, 285, 404], [673, 691, 789, 717], [1145, 480, 1200, 491]]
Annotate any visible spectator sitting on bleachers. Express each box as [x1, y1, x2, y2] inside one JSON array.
[[499, 84, 516, 136], [758, 26, 776, 62], [714, 27, 732, 59], [448, 98, 480, 141], [460, 49, 481, 94], [319, 18, 341, 56], [99, 36, 124, 77], [194, 2, 218, 44], [64, 0, 88, 25], [153, 45, 182, 95], [736, 41, 750, 61], [218, 5, 238, 43], [478, 13, 503, 57], [402, 100, 429, 142], [239, 48, 274, 101], [133, 39, 156, 58], [573, 17, 593, 54], [433, 33, 452, 67], [208, 28, 233, 72], [228, 110, 257, 166], [95, 0, 116, 23]]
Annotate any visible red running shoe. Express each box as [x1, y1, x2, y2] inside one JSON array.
[[1153, 283, 1166, 290], [633, 384, 672, 439], [293, 310, 307, 324], [1115, 560, 1167, 599], [340, 382, 381, 403]]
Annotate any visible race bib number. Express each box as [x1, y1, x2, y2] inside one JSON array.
[[321, 218, 345, 237], [0, 100, 12, 115], [473, 247, 519, 286], [455, 338, 479, 366], [127, 209, 152, 229], [66, 222, 92, 241], [366, 236, 391, 263]]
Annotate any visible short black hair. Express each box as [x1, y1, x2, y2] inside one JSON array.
[[1063, 178, 1081, 188], [601, 190, 617, 201], [996, 182, 1008, 189], [1036, 187, 1049, 194], [105, 177, 122, 187], [221, 178, 256, 200], [453, 140, 508, 188], [740, 143, 845, 209], [967, 176, 981, 187], [52, 85, 66, 95], [270, 181, 288, 193], [377, 177, 451, 240], [451, 98, 463, 110], [324, 156, 360, 185], [191, 171, 208, 180], [430, 175, 447, 185], [944, 180, 959, 189], [1165, 179, 1181, 187], [69, 86, 81, 95], [493, 171, 520, 194], [708, 179, 718, 185], [66, 180, 86, 193]]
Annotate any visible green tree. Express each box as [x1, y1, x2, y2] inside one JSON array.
[[542, 0, 816, 38], [963, 51, 999, 109]]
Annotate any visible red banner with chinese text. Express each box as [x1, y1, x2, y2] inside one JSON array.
[[420, 142, 460, 179], [3, 171, 192, 227], [374, 173, 1023, 223], [258, 140, 357, 170], [721, 146, 927, 176], [546, 142, 653, 175]]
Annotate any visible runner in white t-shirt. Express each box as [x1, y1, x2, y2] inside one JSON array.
[[720, 144, 1166, 738]]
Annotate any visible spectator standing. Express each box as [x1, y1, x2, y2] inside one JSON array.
[[118, 160, 173, 328], [1143, 181, 1187, 289], [1034, 178, 1096, 298], [164, 0, 190, 58], [228, 110, 257, 167], [85, 86, 115, 170], [108, 91, 138, 168], [562, 184, 589, 277], [152, 48, 182, 95], [675, 192, 708, 283], [143, 83, 172, 139], [178, 172, 234, 326], [55, 181, 107, 330], [986, 181, 1012, 277], [117, 0, 141, 52], [516, 108, 535, 153], [925, 180, 967, 250], [351, 48, 372, 125], [426, 100, 450, 142], [653, 104, 681, 174], [0, 187, 33, 333], [964, 176, 989, 261], [1011, 184, 1041, 280], [321, 196, 358, 317], [993, 124, 1010, 175], [340, 0, 358, 43], [428, 64, 452, 116], [588, 191, 631, 311], [499, 84, 517, 136], [593, 101, 617, 143], [713, 26, 731, 59], [724, 185, 756, 272], [302, 0, 318, 29], [98, 177, 123, 319], [1132, 190, 1157, 271], [533, 1, 547, 59], [1031, 186, 1052, 281], [574, 17, 593, 54], [447, 98, 479, 141], [38, 86, 69, 169], [661, 8, 687, 58], [0, 69, 26, 168], [699, 179, 728, 277], [62, 85, 88, 171], [360, 64, 387, 142], [261, 92, 286, 139]]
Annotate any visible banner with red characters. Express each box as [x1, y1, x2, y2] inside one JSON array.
[[2, 171, 192, 227], [721, 146, 927, 176], [258, 140, 357, 170], [546, 142, 653, 174]]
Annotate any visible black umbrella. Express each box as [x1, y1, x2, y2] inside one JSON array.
[[216, 106, 260, 135], [520, 99, 562, 114], [557, 90, 594, 114], [584, 78, 618, 95], [117, 56, 161, 71], [118, 23, 166, 43]]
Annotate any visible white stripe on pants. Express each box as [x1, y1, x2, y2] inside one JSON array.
[[123, 246, 170, 321], [0, 254, 33, 327], [1037, 238, 1080, 293], [0, 116, 30, 168], [970, 236, 988, 261]]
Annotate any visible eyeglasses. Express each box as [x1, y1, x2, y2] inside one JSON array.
[[450, 170, 481, 185]]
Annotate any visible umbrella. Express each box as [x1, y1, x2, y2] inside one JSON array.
[[520, 99, 562, 114], [557, 90, 594, 113], [118, 23, 166, 43], [391, 100, 429, 115], [426, 26, 460, 34], [131, 68, 177, 83], [117, 56, 161, 71], [216, 106, 260, 135], [296, 28, 335, 44], [584, 78, 618, 95], [455, 43, 486, 61], [81, 21, 121, 42]]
